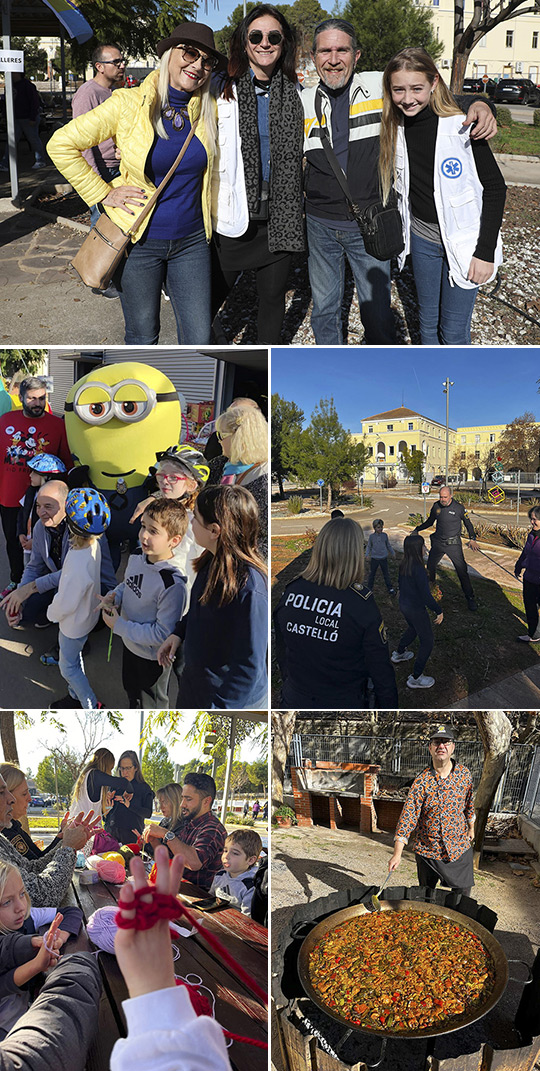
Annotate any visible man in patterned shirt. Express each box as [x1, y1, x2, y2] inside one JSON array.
[[388, 723, 475, 895], [160, 772, 226, 890]]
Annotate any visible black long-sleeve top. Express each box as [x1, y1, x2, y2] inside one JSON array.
[[104, 779, 154, 844], [2, 820, 61, 861], [403, 105, 506, 261], [416, 499, 476, 541], [399, 562, 440, 614]]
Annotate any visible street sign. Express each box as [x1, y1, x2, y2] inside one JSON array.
[[421, 482, 430, 495], [488, 487, 505, 504], [482, 74, 490, 84], [316, 478, 324, 487], [0, 50, 24, 71]]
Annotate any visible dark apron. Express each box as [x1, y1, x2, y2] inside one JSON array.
[[416, 845, 474, 891]]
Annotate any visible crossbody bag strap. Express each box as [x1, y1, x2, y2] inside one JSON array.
[[314, 90, 358, 216], [125, 118, 199, 238]]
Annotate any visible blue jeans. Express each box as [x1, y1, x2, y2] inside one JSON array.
[[59, 631, 97, 709], [118, 228, 211, 344], [1, 118, 45, 166], [410, 231, 478, 345], [306, 215, 396, 344]]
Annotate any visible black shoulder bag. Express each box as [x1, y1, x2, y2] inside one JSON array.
[[314, 89, 404, 261]]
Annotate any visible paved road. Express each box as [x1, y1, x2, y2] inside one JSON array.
[[506, 103, 537, 125]]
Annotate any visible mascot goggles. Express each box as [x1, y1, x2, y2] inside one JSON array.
[[65, 379, 178, 426]]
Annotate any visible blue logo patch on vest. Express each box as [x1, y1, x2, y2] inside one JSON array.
[[441, 158, 462, 178]]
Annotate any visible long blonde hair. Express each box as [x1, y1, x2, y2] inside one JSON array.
[[156, 783, 183, 828], [0, 763, 25, 794], [152, 47, 217, 146], [71, 748, 115, 816], [0, 861, 31, 933], [215, 406, 269, 465], [379, 47, 463, 205], [302, 518, 364, 589]]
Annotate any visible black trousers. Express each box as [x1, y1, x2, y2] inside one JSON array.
[[523, 579, 540, 636], [427, 538, 474, 600], [212, 250, 292, 343], [0, 505, 24, 584], [122, 644, 171, 708], [398, 603, 433, 677], [0, 952, 100, 1071]]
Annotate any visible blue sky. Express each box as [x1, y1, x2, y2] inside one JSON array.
[[271, 348, 540, 432], [197, 0, 237, 31]]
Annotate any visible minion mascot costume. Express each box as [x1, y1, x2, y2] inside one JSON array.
[[64, 364, 181, 569]]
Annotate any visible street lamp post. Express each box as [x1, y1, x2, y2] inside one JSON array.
[[443, 377, 454, 482]]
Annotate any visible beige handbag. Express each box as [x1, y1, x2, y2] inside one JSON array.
[[71, 121, 199, 290]]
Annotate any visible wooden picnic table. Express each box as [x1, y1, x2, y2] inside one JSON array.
[[65, 872, 268, 1071]]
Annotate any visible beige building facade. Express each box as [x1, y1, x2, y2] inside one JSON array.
[[422, 0, 540, 82]]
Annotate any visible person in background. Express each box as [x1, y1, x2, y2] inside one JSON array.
[[212, 4, 304, 343], [391, 533, 443, 690], [104, 752, 154, 846], [0, 764, 67, 860], [0, 74, 46, 172], [70, 749, 132, 827], [141, 783, 183, 858], [365, 517, 396, 595], [210, 405, 268, 558], [414, 484, 478, 610], [515, 505, 540, 643], [143, 774, 225, 890], [17, 454, 67, 570], [388, 722, 475, 897]]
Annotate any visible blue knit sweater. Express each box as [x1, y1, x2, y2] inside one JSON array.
[[145, 86, 207, 241]]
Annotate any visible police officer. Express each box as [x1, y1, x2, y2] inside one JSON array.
[[273, 517, 398, 707], [414, 485, 478, 611]]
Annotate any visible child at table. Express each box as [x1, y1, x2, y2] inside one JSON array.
[[209, 829, 262, 915], [0, 860, 82, 1036]]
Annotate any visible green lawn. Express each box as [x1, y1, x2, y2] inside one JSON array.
[[492, 120, 540, 156], [271, 536, 539, 709]]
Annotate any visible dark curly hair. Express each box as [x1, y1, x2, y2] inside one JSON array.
[[224, 3, 298, 99]]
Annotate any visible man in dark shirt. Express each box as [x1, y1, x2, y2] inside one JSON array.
[[164, 773, 226, 890], [415, 485, 479, 610]]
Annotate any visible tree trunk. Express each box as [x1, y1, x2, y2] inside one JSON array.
[[327, 484, 332, 510], [277, 472, 284, 498], [0, 712, 19, 764], [271, 710, 298, 809], [473, 711, 513, 867]]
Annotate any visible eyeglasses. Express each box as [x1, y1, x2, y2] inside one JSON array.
[[156, 472, 188, 484], [248, 29, 283, 45], [177, 44, 219, 71], [101, 57, 126, 67], [119, 765, 134, 772]]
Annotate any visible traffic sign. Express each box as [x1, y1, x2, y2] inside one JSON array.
[[488, 487, 505, 504], [482, 74, 490, 84], [421, 482, 430, 494], [316, 478, 324, 486]]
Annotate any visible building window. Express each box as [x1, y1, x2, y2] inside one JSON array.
[[461, 451, 466, 459], [411, 445, 416, 453], [475, 450, 480, 459], [389, 445, 394, 456], [387, 424, 393, 431], [533, 31, 538, 48], [506, 30, 513, 46], [408, 422, 413, 430], [461, 435, 466, 444], [475, 434, 480, 443], [489, 433, 495, 442], [368, 426, 373, 433], [489, 449, 494, 460], [368, 446, 373, 456]]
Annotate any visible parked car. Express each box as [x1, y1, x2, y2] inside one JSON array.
[[430, 474, 445, 487], [28, 796, 47, 808], [492, 78, 540, 106], [462, 77, 496, 98]]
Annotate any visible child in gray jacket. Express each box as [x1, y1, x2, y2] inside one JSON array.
[[366, 518, 396, 595]]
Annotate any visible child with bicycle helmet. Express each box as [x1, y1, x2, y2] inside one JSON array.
[[130, 443, 210, 597], [17, 454, 68, 570], [46, 488, 110, 709]]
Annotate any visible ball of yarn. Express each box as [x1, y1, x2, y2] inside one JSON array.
[[177, 981, 213, 1017], [101, 851, 126, 867], [86, 855, 103, 870], [75, 851, 86, 869], [87, 906, 118, 953], [96, 859, 126, 883]]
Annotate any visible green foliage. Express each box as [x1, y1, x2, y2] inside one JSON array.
[[0, 350, 47, 381], [496, 106, 513, 128], [293, 397, 368, 507], [287, 494, 304, 515], [304, 527, 318, 545], [407, 512, 423, 527], [12, 39, 48, 80], [453, 490, 483, 505], [349, 493, 374, 509], [534, 110, 540, 129], [496, 412, 540, 472], [35, 754, 76, 797], [214, 0, 331, 55], [70, 0, 198, 67], [226, 815, 256, 826], [141, 739, 174, 791], [214, 759, 268, 794], [400, 446, 426, 491], [342, 0, 442, 73], [271, 394, 305, 496]]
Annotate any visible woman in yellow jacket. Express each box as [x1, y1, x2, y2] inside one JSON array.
[[48, 24, 225, 345]]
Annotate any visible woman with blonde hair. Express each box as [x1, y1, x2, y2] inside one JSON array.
[[379, 47, 506, 345], [210, 405, 268, 557], [0, 763, 67, 860], [70, 748, 132, 825], [47, 24, 226, 345], [141, 783, 183, 857], [274, 517, 398, 707]]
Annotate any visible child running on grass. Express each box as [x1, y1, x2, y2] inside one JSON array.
[[392, 533, 443, 689]]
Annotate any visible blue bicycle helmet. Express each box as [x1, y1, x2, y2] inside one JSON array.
[[27, 453, 66, 474], [66, 488, 111, 536]]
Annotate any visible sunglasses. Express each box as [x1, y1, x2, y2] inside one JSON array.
[[248, 30, 283, 45], [101, 57, 126, 67], [178, 44, 219, 71]]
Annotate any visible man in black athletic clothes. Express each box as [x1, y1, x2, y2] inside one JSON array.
[[414, 485, 479, 611]]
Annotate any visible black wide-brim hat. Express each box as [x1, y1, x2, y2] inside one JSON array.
[[156, 22, 228, 71]]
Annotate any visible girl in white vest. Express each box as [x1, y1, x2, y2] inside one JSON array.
[[379, 47, 506, 345], [70, 749, 132, 830]]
